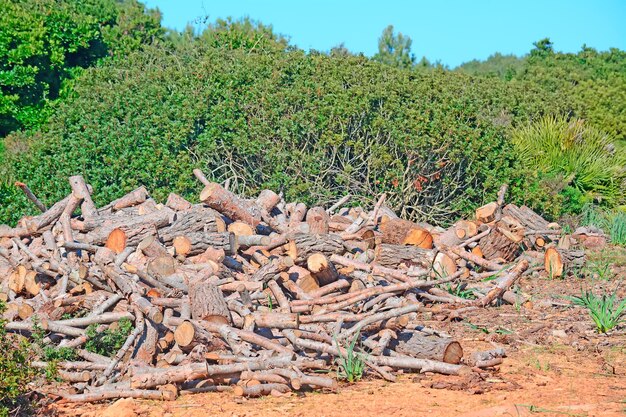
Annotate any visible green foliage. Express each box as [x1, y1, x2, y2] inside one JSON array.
[[442, 283, 476, 299], [373, 25, 415, 69], [580, 204, 626, 246], [0, 302, 37, 417], [512, 116, 626, 216], [606, 211, 626, 246], [0, 26, 562, 226], [569, 289, 626, 333], [458, 53, 525, 80], [0, 0, 163, 136], [85, 318, 132, 357], [335, 332, 365, 383], [459, 41, 626, 144], [199, 17, 289, 53], [39, 346, 77, 382]]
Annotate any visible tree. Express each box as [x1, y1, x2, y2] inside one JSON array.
[[373, 25, 415, 68], [0, 0, 162, 136]]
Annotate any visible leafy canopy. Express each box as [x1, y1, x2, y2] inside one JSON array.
[[0, 0, 163, 136]]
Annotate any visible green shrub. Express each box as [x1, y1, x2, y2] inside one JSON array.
[[0, 302, 38, 417], [0, 32, 564, 226], [0, 0, 163, 136], [85, 318, 132, 357], [580, 204, 626, 246], [512, 116, 626, 214], [569, 288, 626, 333]]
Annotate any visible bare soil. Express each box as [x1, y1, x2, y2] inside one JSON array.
[[48, 248, 626, 417]]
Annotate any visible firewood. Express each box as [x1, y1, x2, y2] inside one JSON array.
[[475, 202, 498, 223], [305, 207, 329, 234], [306, 253, 339, 286], [388, 332, 463, 364], [374, 244, 434, 270], [286, 233, 343, 264], [256, 190, 281, 213], [105, 228, 127, 254], [165, 193, 192, 211], [200, 182, 262, 227], [379, 217, 433, 248], [544, 247, 584, 278], [0, 172, 581, 403], [233, 383, 291, 397], [188, 279, 231, 324]]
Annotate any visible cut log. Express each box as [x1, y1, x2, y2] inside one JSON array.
[[171, 232, 235, 257], [159, 205, 225, 244], [255, 190, 281, 213], [286, 233, 344, 264], [200, 183, 261, 227], [228, 221, 254, 237], [83, 209, 173, 246], [188, 279, 231, 324], [306, 207, 330, 235], [379, 217, 433, 248], [173, 320, 227, 351], [544, 247, 584, 278], [476, 202, 498, 223], [374, 244, 434, 270], [389, 332, 463, 364], [165, 193, 192, 211], [478, 228, 521, 262], [454, 220, 478, 239], [105, 228, 127, 254], [306, 253, 339, 286], [251, 256, 294, 283], [432, 252, 457, 279], [287, 266, 319, 294]]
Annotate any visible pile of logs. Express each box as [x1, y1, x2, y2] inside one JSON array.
[[0, 175, 585, 402]]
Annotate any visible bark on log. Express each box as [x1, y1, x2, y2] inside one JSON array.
[[159, 205, 225, 244], [286, 233, 344, 264], [388, 332, 463, 364], [171, 232, 235, 257], [379, 217, 433, 248], [188, 279, 231, 324], [374, 244, 434, 270], [200, 183, 262, 227], [305, 207, 330, 235]]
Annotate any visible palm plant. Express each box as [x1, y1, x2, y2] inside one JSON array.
[[512, 116, 626, 207]]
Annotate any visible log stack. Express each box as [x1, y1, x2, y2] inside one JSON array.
[[0, 177, 585, 403]]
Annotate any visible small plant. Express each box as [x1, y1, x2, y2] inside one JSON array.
[[606, 211, 626, 246], [335, 332, 365, 383], [0, 302, 38, 417], [442, 283, 476, 300], [568, 289, 626, 333], [583, 257, 614, 281], [85, 318, 133, 357]]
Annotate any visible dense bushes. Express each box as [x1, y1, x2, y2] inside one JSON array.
[[459, 41, 626, 144], [0, 0, 163, 136], [0, 38, 562, 226]]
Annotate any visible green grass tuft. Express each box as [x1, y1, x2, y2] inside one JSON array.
[[569, 289, 626, 333], [335, 332, 365, 383]]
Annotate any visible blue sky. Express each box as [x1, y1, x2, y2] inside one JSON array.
[[143, 0, 626, 68]]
